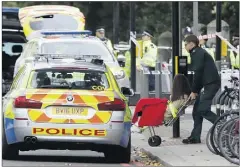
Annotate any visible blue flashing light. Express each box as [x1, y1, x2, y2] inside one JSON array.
[[41, 30, 92, 36], [2, 7, 19, 13]]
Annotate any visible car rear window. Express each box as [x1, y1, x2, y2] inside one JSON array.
[[29, 69, 110, 91], [30, 14, 78, 30]]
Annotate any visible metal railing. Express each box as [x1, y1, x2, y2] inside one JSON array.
[[134, 61, 239, 105]]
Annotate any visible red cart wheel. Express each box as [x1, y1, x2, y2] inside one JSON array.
[[148, 135, 162, 147]]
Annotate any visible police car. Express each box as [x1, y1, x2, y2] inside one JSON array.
[[14, 31, 130, 88], [3, 54, 133, 162]]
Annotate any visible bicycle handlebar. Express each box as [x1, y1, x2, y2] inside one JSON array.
[[223, 86, 237, 100], [228, 76, 239, 86]]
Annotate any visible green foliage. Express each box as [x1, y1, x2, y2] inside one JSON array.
[[221, 2, 239, 36], [2, 1, 239, 43]]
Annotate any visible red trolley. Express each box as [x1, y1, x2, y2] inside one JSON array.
[[132, 97, 194, 147]]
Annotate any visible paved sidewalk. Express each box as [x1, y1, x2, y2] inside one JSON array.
[[130, 106, 238, 166]]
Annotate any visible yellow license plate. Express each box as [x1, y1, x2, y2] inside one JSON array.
[[52, 107, 88, 116]]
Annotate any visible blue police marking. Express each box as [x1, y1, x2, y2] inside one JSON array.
[[2, 7, 19, 13], [4, 118, 17, 144], [120, 122, 131, 148]]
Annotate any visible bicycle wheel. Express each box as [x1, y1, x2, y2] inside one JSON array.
[[206, 126, 216, 154], [225, 97, 232, 113], [210, 112, 239, 156], [226, 119, 239, 158], [218, 118, 239, 165]]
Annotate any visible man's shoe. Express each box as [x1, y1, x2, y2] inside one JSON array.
[[182, 137, 201, 144]]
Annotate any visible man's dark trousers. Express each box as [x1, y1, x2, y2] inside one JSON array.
[[190, 82, 220, 140], [148, 67, 155, 91]]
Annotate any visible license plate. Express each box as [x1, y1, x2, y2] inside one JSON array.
[[52, 107, 88, 116]]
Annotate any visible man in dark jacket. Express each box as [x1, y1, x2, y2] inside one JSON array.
[[182, 35, 221, 144]]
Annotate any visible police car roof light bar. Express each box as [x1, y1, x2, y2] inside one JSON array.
[[34, 54, 104, 65], [34, 54, 100, 59], [41, 30, 92, 36]]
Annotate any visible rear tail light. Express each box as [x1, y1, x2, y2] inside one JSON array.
[[98, 98, 126, 111], [14, 96, 42, 109]]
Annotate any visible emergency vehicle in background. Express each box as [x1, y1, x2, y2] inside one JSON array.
[[18, 5, 85, 39], [15, 5, 129, 87], [13, 31, 130, 88], [2, 5, 86, 96]]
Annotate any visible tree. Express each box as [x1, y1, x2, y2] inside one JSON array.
[[221, 2, 239, 36], [2, 1, 239, 42]]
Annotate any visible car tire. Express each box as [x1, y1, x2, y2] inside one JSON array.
[[2, 122, 19, 160], [104, 136, 131, 163]]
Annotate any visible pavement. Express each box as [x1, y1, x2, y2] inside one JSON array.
[[130, 105, 238, 166]]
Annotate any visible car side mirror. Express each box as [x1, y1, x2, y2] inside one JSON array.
[[12, 45, 23, 53], [121, 87, 134, 97], [117, 54, 126, 67]]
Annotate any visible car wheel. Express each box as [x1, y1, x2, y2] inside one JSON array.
[[2, 123, 19, 160], [104, 136, 131, 163]]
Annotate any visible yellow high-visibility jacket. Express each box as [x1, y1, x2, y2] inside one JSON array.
[[141, 40, 158, 68]]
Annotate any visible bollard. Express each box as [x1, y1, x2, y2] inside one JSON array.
[[155, 62, 162, 98], [140, 67, 150, 98]]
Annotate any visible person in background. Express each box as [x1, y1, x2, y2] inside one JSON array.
[[198, 26, 215, 61], [164, 74, 191, 123], [141, 30, 158, 91], [95, 26, 114, 52], [230, 37, 239, 69], [118, 41, 131, 79], [182, 26, 193, 66], [199, 35, 215, 61]]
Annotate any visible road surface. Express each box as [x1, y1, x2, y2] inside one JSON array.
[[3, 149, 143, 167]]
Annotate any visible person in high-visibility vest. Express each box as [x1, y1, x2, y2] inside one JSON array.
[[182, 27, 216, 66], [95, 26, 114, 52], [199, 36, 215, 61], [182, 27, 193, 66], [229, 45, 240, 69], [124, 50, 131, 78], [116, 41, 131, 78], [140, 30, 158, 91], [229, 39, 240, 69]]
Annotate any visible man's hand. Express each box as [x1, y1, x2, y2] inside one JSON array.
[[189, 92, 198, 100]]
